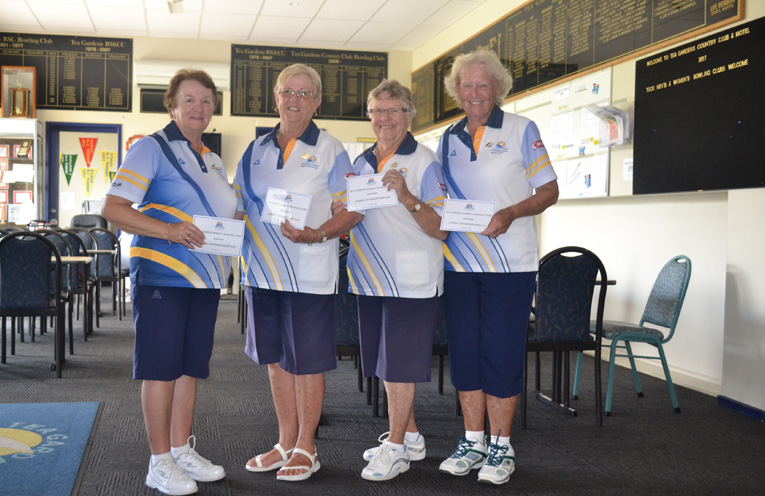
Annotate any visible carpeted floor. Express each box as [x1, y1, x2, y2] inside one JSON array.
[[0, 291, 763, 496]]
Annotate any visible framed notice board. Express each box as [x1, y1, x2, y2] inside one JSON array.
[[633, 16, 765, 195], [411, 0, 742, 133], [230, 45, 386, 120], [0, 33, 132, 112]]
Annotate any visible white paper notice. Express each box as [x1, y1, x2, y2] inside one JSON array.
[[346, 173, 398, 211], [440, 199, 496, 233], [261, 187, 312, 230], [192, 215, 245, 257]]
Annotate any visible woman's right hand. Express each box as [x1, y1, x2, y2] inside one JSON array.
[[167, 221, 205, 249]]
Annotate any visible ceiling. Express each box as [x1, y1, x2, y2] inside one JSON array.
[[0, 0, 491, 51]]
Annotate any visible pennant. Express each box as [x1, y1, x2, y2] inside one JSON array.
[[100, 150, 117, 182], [60, 153, 77, 185], [109, 171, 117, 183], [79, 137, 98, 167], [81, 167, 98, 196]]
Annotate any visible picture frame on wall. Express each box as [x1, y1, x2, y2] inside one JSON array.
[[1, 66, 36, 118]]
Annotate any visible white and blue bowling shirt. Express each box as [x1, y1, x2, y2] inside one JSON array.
[[107, 121, 240, 289], [233, 121, 354, 295], [438, 105, 558, 273], [347, 133, 446, 298]]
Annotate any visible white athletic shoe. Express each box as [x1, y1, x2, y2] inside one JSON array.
[[438, 436, 487, 476], [476, 441, 515, 485], [363, 431, 426, 461], [173, 436, 226, 482], [146, 458, 198, 495], [361, 440, 410, 481]]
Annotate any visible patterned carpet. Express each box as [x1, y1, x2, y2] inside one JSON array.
[[0, 291, 763, 495]]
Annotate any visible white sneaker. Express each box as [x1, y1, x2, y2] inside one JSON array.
[[362, 432, 426, 461], [361, 440, 410, 481], [146, 458, 198, 495], [477, 441, 515, 485], [438, 436, 487, 476], [173, 436, 226, 482]]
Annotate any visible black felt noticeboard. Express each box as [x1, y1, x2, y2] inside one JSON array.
[[633, 16, 765, 194]]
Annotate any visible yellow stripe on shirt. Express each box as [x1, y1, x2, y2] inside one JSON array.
[[527, 154, 552, 178], [131, 247, 206, 288], [244, 214, 284, 291], [443, 244, 465, 272], [465, 232, 498, 272], [350, 233, 385, 296], [138, 204, 193, 223], [113, 172, 149, 191]]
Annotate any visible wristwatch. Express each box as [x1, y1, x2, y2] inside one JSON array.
[[410, 202, 421, 213], [319, 228, 328, 243]]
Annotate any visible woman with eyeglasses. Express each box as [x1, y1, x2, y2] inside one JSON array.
[[334, 79, 447, 481], [233, 63, 362, 482]]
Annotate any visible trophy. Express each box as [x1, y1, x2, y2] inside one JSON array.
[[10, 79, 30, 118]]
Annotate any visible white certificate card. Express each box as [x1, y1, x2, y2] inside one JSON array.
[[261, 187, 312, 230], [346, 173, 398, 212], [193, 215, 245, 257], [440, 199, 496, 233]]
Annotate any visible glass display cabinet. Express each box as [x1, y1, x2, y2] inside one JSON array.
[[0, 118, 44, 225]]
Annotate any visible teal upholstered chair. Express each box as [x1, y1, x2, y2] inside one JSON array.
[[573, 255, 691, 415], [523, 246, 608, 428]]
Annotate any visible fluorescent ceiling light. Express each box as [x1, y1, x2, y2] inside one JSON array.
[[167, 0, 185, 14]]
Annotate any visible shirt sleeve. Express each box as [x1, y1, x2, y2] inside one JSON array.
[[521, 121, 558, 189], [327, 146, 354, 204], [420, 160, 447, 215], [106, 137, 160, 204]]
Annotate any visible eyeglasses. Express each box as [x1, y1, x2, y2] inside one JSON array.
[[279, 89, 313, 100], [367, 108, 409, 117]]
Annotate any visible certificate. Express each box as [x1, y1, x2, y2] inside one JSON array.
[[261, 187, 312, 230], [440, 199, 496, 233], [346, 173, 397, 211], [193, 215, 245, 257]]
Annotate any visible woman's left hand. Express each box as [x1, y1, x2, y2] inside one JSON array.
[[382, 169, 417, 206], [482, 207, 515, 238], [281, 219, 320, 244]]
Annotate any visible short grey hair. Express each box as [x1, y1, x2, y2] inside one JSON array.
[[274, 63, 322, 100], [366, 79, 417, 117], [443, 49, 513, 107]]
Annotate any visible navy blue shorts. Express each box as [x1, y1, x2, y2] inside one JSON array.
[[357, 295, 439, 383], [444, 271, 536, 398], [132, 284, 220, 381], [244, 287, 337, 375]]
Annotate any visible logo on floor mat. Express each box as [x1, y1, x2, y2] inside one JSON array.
[[0, 425, 68, 464]]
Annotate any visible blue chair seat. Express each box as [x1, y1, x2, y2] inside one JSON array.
[[598, 321, 665, 341]]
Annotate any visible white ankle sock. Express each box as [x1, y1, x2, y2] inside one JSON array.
[[386, 441, 405, 452], [465, 430, 484, 444], [490, 435, 511, 447], [404, 431, 420, 443], [151, 452, 173, 465], [171, 443, 190, 458]]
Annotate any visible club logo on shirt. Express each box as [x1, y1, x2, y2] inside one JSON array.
[[449, 150, 457, 157], [491, 141, 508, 154], [178, 158, 186, 165], [112, 181, 123, 188], [390, 162, 398, 168], [398, 168, 408, 177], [532, 140, 544, 150], [253, 159, 261, 166], [301, 154, 318, 169]]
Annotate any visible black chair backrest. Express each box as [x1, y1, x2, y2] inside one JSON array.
[[0, 231, 62, 310], [533, 246, 608, 343], [40, 229, 73, 292], [89, 228, 120, 278], [70, 214, 107, 229]]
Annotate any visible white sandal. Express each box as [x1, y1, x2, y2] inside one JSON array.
[[275, 448, 321, 482], [245, 443, 294, 472]]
